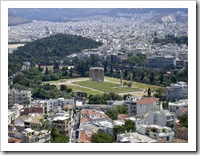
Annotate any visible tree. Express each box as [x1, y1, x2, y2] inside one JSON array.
[[147, 88, 151, 97], [51, 134, 69, 143], [124, 69, 128, 79], [105, 105, 127, 120], [50, 127, 59, 140], [69, 67, 73, 78], [60, 85, 68, 91], [159, 73, 163, 85], [38, 64, 43, 72], [45, 67, 49, 75], [178, 114, 188, 127], [91, 131, 114, 143], [53, 62, 59, 70], [140, 72, 144, 81], [124, 119, 136, 132], [110, 65, 113, 74], [149, 72, 154, 84]]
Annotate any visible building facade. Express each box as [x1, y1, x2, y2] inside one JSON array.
[[8, 89, 32, 109], [89, 67, 104, 82], [144, 110, 176, 128], [124, 96, 160, 117], [147, 55, 176, 69], [166, 82, 188, 100]]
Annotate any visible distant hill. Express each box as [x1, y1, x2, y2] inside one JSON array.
[[8, 16, 31, 26], [8, 34, 102, 75], [8, 8, 188, 23]]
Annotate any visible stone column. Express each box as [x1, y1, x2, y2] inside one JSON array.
[[120, 70, 123, 86], [130, 73, 133, 88]]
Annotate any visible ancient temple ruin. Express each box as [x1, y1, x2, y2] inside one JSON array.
[[89, 67, 104, 82]]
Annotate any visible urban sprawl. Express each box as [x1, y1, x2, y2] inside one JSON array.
[[8, 10, 188, 143]]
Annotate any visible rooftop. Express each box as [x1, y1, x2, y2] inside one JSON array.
[[136, 97, 159, 105]]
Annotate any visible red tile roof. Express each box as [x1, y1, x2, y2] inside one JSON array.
[[136, 97, 159, 104], [117, 114, 129, 120]]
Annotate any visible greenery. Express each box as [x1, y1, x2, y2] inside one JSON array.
[[113, 120, 136, 140], [178, 114, 188, 128], [105, 105, 127, 120], [91, 131, 115, 143], [8, 33, 102, 76], [75, 80, 139, 94], [50, 127, 69, 143], [88, 93, 122, 104], [51, 134, 69, 143]]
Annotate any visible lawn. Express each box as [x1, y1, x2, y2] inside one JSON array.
[[74, 80, 139, 94], [43, 76, 164, 96], [66, 85, 103, 95], [104, 76, 162, 91]]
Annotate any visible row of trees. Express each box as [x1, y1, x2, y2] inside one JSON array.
[[88, 93, 123, 104]]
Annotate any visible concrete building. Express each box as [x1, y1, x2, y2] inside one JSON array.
[[8, 89, 32, 109], [89, 67, 104, 82], [52, 111, 71, 135], [124, 96, 160, 117], [166, 82, 188, 100], [43, 98, 75, 115], [20, 103, 44, 116], [174, 126, 188, 141], [168, 100, 188, 117], [117, 132, 157, 143], [8, 104, 24, 124], [144, 110, 176, 128], [138, 124, 174, 142], [147, 55, 176, 69], [21, 128, 50, 143]]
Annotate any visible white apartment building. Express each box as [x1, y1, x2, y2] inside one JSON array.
[[138, 124, 174, 142], [8, 89, 32, 109], [21, 128, 50, 143], [8, 104, 24, 124], [166, 82, 188, 100], [124, 96, 160, 117], [144, 110, 176, 128], [117, 132, 157, 143], [42, 98, 75, 115], [168, 99, 188, 117]]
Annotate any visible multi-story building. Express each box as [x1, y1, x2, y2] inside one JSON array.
[[147, 55, 176, 69], [21, 128, 50, 143], [8, 104, 24, 124], [117, 132, 157, 143], [52, 111, 71, 135], [124, 96, 160, 117], [138, 124, 175, 142], [20, 103, 44, 116], [168, 99, 188, 117], [174, 126, 188, 141], [8, 89, 32, 109], [166, 82, 188, 100], [43, 98, 75, 115], [144, 110, 176, 128]]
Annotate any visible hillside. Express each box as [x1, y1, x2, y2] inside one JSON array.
[[8, 34, 102, 76], [8, 8, 188, 23]]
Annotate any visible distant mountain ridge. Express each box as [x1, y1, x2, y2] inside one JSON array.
[[9, 8, 188, 23]]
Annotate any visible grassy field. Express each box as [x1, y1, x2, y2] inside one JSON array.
[[105, 76, 162, 91], [66, 85, 103, 95], [74, 80, 139, 94], [43, 76, 164, 96]]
